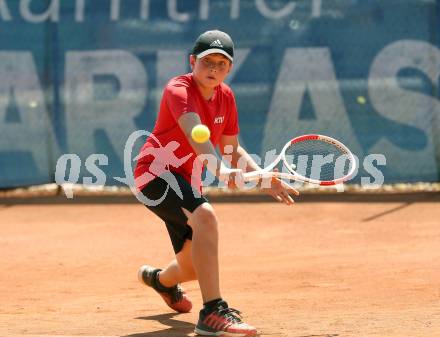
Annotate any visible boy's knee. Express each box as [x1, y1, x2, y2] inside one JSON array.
[[190, 203, 218, 233]]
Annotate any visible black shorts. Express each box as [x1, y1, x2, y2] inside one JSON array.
[[140, 172, 208, 254]]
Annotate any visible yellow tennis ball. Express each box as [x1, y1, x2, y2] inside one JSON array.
[[191, 124, 210, 143], [357, 95, 367, 104]]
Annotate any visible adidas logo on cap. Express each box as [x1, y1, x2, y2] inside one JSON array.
[[192, 30, 234, 61], [210, 39, 223, 48]]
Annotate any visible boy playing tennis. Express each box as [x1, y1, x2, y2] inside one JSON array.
[[134, 30, 298, 336]]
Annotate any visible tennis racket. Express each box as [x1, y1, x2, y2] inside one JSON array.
[[243, 134, 357, 186]]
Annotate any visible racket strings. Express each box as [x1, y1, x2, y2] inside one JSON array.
[[285, 140, 352, 181]]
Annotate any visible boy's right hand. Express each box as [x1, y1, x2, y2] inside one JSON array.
[[218, 166, 245, 189]]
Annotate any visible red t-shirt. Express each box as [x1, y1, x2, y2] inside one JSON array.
[[134, 73, 240, 192]]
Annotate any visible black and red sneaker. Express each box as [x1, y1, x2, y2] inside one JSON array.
[[138, 265, 192, 313], [194, 300, 257, 336]]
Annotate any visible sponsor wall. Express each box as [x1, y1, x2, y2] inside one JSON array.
[[0, 0, 439, 187]]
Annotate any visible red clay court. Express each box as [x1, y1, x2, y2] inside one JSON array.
[[1, 195, 439, 337]]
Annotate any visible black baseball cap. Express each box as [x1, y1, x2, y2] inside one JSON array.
[[191, 30, 234, 62]]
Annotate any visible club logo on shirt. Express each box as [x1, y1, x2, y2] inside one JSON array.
[[214, 116, 225, 124]]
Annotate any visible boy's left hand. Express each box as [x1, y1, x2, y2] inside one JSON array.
[[260, 168, 299, 205]]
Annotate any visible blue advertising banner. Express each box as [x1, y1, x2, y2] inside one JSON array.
[[0, 0, 439, 187]]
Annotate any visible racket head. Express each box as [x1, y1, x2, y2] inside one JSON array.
[[281, 134, 356, 185]]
